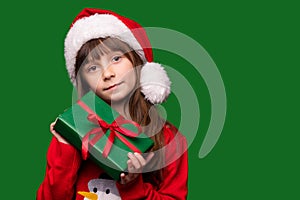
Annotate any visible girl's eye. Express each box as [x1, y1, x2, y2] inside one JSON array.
[[112, 55, 122, 63], [87, 65, 100, 72]]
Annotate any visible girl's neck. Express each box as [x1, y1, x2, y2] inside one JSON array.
[[110, 99, 131, 120]]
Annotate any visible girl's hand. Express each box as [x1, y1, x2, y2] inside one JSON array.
[[119, 152, 154, 184], [50, 121, 69, 144]]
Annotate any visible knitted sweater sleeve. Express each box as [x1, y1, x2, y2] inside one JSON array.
[[36, 137, 82, 200], [116, 125, 188, 200]]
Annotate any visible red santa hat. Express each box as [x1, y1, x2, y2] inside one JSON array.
[[64, 8, 171, 104]]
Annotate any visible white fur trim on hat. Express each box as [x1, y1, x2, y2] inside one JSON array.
[[140, 62, 171, 104], [64, 14, 146, 84]]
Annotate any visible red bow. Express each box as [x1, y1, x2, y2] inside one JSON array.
[[77, 100, 142, 159]]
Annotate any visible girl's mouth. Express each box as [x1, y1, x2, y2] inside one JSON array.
[[104, 82, 123, 91]]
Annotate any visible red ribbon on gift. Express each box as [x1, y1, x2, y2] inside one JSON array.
[[77, 100, 142, 159]]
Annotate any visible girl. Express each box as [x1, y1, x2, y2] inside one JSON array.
[[37, 8, 188, 200]]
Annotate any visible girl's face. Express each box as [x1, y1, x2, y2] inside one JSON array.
[[80, 50, 137, 103]]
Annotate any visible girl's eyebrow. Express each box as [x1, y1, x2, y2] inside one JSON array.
[[107, 51, 123, 56], [84, 59, 101, 67]]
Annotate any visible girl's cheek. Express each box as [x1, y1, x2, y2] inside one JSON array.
[[88, 74, 102, 85], [84, 79, 97, 92]]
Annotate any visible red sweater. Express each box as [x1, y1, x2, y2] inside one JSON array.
[[37, 124, 188, 200]]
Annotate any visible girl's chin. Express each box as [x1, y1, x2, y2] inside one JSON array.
[[110, 95, 131, 103], [97, 94, 131, 104]]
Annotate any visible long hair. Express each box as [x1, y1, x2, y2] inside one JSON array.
[[74, 37, 165, 188]]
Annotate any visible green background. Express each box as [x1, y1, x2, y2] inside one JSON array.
[[1, 0, 299, 199]]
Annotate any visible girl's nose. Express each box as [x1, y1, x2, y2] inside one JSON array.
[[102, 65, 115, 80]]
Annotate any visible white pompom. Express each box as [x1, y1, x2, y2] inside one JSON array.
[[140, 62, 171, 104]]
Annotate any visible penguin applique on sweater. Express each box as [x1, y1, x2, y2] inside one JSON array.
[[78, 174, 121, 200]]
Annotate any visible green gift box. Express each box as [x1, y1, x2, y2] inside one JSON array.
[[54, 91, 154, 180]]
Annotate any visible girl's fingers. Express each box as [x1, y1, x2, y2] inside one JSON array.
[[132, 152, 154, 167], [50, 119, 58, 134], [127, 160, 134, 172], [120, 173, 127, 184], [133, 153, 146, 166], [128, 152, 142, 169], [120, 152, 154, 184], [127, 159, 139, 174], [50, 121, 69, 144], [134, 153, 148, 167], [120, 168, 138, 184], [50, 122, 56, 132], [127, 152, 155, 172]]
